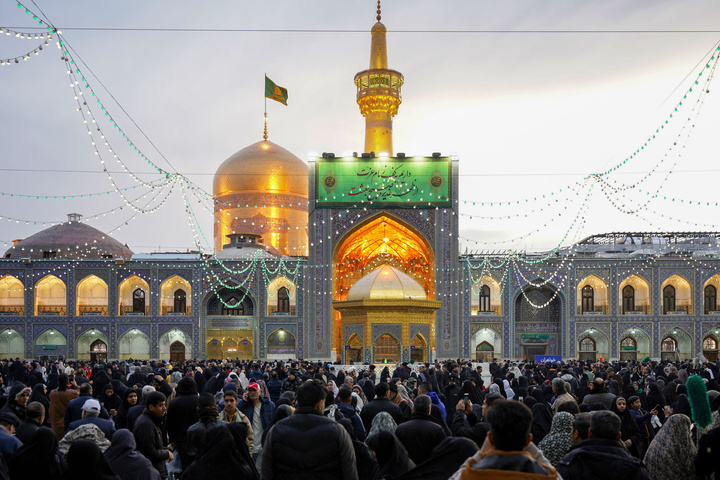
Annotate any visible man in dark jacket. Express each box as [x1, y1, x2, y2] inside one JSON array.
[[238, 381, 275, 458], [394, 394, 447, 464], [557, 411, 649, 480], [442, 374, 463, 417], [15, 401, 43, 444], [359, 382, 403, 431], [262, 379, 357, 480], [581, 378, 616, 409], [185, 393, 219, 465], [134, 391, 173, 480], [64, 383, 109, 432], [267, 371, 283, 404], [67, 398, 116, 440], [165, 376, 198, 471], [337, 387, 365, 441]]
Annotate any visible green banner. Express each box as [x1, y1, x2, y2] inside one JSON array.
[[315, 157, 451, 207], [521, 334, 550, 339], [41, 345, 58, 350], [621, 345, 636, 351], [477, 345, 493, 350], [265, 76, 288, 106]]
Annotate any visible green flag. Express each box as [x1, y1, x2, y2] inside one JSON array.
[[265, 76, 288, 106]]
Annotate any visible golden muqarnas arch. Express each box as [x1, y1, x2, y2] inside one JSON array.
[[332, 213, 435, 355]]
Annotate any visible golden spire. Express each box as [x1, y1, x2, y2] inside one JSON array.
[[354, 0, 403, 155]]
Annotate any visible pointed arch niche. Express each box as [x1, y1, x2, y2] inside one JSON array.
[[576, 275, 608, 315], [703, 274, 720, 314], [118, 329, 150, 360], [160, 275, 191, 316], [661, 274, 692, 315], [619, 328, 651, 361], [471, 275, 501, 315], [76, 275, 108, 316], [0, 275, 24, 315], [0, 328, 24, 357], [34, 275, 66, 316], [267, 276, 297, 316], [618, 275, 650, 315], [118, 275, 149, 316], [332, 214, 435, 356]]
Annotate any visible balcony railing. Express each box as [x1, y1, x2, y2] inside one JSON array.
[[576, 305, 609, 315], [78, 306, 108, 316], [267, 306, 297, 316], [664, 305, 692, 315], [0, 306, 24, 315], [621, 304, 651, 315], [162, 306, 192, 316], [119, 306, 150, 316], [471, 305, 502, 316], [37, 305, 66, 316]]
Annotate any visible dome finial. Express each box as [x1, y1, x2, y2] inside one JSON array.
[[376, 0, 381, 22]]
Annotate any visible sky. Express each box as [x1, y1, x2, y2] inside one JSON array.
[[1, 0, 720, 255]]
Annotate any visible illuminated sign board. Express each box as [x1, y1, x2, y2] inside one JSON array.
[[315, 156, 451, 208]]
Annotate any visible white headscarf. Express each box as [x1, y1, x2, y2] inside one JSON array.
[[328, 380, 339, 398], [503, 379, 515, 399], [238, 372, 250, 389]]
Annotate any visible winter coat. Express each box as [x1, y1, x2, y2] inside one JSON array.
[[457, 450, 558, 480], [556, 437, 650, 480], [165, 377, 198, 469], [360, 397, 403, 431], [261, 406, 358, 480], [133, 409, 170, 479], [238, 396, 276, 431], [394, 412, 448, 465], [49, 387, 79, 440], [337, 403, 365, 442], [266, 379, 283, 404]]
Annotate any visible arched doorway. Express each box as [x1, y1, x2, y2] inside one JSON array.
[[0, 329, 24, 358], [159, 329, 192, 359], [515, 282, 563, 359], [620, 336, 638, 361], [267, 329, 296, 359], [76, 275, 108, 316], [578, 337, 596, 362], [333, 214, 435, 359], [619, 275, 651, 315], [703, 335, 718, 361], [206, 339, 222, 359], [170, 341, 185, 362], [374, 334, 400, 363], [661, 336, 678, 361], [0, 276, 24, 315], [35, 328, 66, 360], [410, 334, 426, 363], [476, 341, 494, 362], [346, 334, 363, 364], [118, 329, 150, 360], [90, 339, 107, 362], [34, 275, 66, 316]]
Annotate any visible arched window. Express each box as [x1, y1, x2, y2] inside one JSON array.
[[580, 337, 596, 352], [661, 337, 677, 352], [479, 285, 491, 312], [221, 297, 244, 316], [582, 285, 594, 313], [374, 334, 400, 363], [622, 285, 635, 314], [173, 289, 186, 313], [705, 285, 717, 314], [663, 285, 676, 314], [703, 336, 718, 350], [132, 288, 145, 313], [410, 335, 426, 362], [277, 287, 290, 313]]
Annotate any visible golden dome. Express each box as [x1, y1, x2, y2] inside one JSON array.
[[213, 140, 308, 197], [347, 265, 427, 301], [213, 140, 309, 255]]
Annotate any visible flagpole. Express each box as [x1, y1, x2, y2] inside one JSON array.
[[263, 73, 268, 141]]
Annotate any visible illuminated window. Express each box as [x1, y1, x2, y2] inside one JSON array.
[[663, 285, 676, 314], [582, 285, 594, 313], [622, 285, 635, 314]]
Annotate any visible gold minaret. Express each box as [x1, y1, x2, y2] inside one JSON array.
[[355, 1, 404, 155]]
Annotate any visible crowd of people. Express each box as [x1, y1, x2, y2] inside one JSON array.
[[0, 356, 717, 479]]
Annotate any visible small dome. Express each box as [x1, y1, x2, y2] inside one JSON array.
[[213, 140, 308, 197], [347, 265, 427, 301], [3, 214, 133, 260]]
